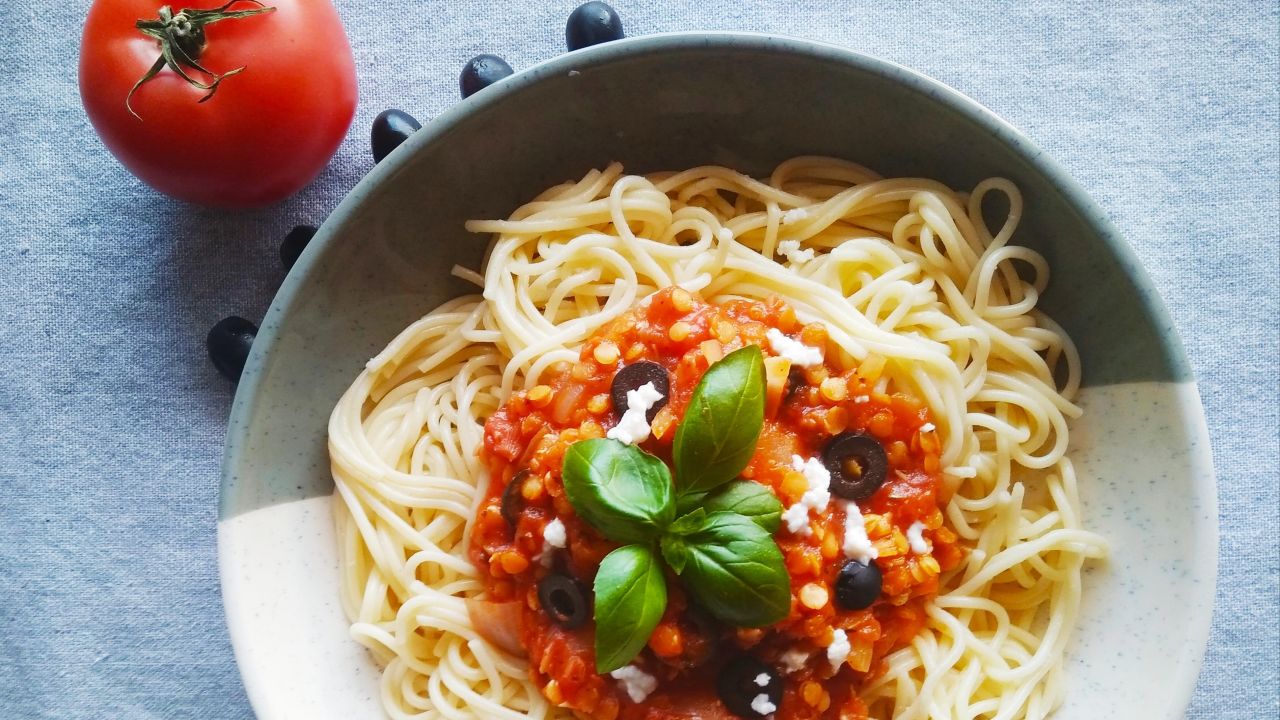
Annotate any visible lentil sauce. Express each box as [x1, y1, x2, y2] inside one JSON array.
[[473, 288, 963, 719]]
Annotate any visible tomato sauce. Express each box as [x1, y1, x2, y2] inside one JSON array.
[[472, 288, 961, 720]]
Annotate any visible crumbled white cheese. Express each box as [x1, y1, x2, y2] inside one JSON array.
[[781, 503, 811, 535], [781, 207, 809, 225], [826, 629, 851, 671], [920, 422, 935, 433], [778, 648, 810, 673], [781, 455, 832, 536], [751, 693, 777, 715], [606, 381, 662, 445], [766, 328, 824, 367], [840, 500, 878, 565], [717, 227, 735, 243], [791, 455, 832, 512], [853, 395, 870, 404], [776, 239, 816, 264], [906, 521, 931, 554], [754, 672, 771, 687], [610, 664, 658, 703], [543, 518, 566, 548], [538, 517, 567, 566]]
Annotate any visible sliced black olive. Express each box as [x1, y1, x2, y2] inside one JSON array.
[[717, 654, 782, 718], [207, 316, 257, 382], [822, 431, 889, 501], [610, 361, 670, 422], [835, 559, 882, 610], [371, 109, 421, 163], [537, 573, 589, 630], [460, 54, 514, 98], [500, 470, 530, 527], [784, 366, 807, 401], [565, 1, 624, 51], [280, 224, 316, 270]]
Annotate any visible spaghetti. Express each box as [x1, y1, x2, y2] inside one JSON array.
[[328, 157, 1108, 719]]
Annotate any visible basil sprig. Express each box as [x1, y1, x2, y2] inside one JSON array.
[[593, 545, 667, 673], [563, 438, 675, 544], [672, 345, 766, 495], [559, 345, 790, 673], [667, 511, 791, 627]]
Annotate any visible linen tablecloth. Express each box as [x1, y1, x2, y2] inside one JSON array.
[[1, 1, 1275, 717]]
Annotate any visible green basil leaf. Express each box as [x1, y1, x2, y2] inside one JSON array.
[[562, 438, 675, 544], [593, 544, 668, 673], [679, 511, 791, 627], [667, 508, 707, 536], [675, 491, 709, 517], [659, 533, 689, 574], [702, 481, 783, 533], [672, 345, 766, 496]]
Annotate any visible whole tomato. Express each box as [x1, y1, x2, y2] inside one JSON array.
[[79, 0, 357, 207]]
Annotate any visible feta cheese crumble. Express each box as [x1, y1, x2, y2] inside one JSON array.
[[754, 672, 771, 687], [781, 207, 809, 225], [920, 422, 935, 433], [606, 381, 662, 445], [543, 517, 566, 548], [853, 394, 870, 404], [781, 455, 832, 536], [751, 694, 777, 715], [840, 500, 878, 565], [766, 328, 824, 367], [790, 455, 831, 511], [906, 521, 931, 554], [610, 664, 657, 703], [778, 648, 810, 673], [776, 239, 815, 264], [538, 517, 567, 566], [826, 629, 851, 671], [781, 503, 811, 535]]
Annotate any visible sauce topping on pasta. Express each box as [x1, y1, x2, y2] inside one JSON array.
[[473, 288, 964, 719]]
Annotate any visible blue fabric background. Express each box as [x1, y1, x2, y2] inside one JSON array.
[[0, 1, 1275, 718]]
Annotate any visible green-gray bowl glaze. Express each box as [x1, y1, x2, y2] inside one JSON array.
[[219, 33, 1215, 720]]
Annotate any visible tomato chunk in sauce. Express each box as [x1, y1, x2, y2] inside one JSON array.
[[472, 288, 961, 720]]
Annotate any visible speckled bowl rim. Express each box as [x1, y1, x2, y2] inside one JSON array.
[[218, 30, 1217, 716]]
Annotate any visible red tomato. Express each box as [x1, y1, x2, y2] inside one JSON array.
[[79, 0, 357, 207]]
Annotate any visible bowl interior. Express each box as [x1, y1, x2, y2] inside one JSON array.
[[218, 33, 1215, 720]]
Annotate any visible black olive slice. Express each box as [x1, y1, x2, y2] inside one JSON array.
[[500, 470, 529, 527], [537, 573, 589, 630], [822, 432, 889, 501], [834, 559, 883, 610], [610, 361, 670, 422], [717, 654, 782, 718], [784, 366, 807, 401]]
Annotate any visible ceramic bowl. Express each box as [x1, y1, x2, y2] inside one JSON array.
[[218, 32, 1216, 719]]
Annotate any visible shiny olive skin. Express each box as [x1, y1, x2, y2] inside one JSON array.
[[280, 224, 316, 270], [500, 469, 530, 526], [370, 109, 422, 163], [460, 54, 514, 98], [207, 316, 258, 382], [610, 361, 670, 422], [716, 654, 782, 718], [822, 431, 889, 501], [537, 573, 589, 629], [565, 1, 624, 51], [835, 559, 882, 610]]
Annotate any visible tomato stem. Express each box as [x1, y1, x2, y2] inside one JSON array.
[[125, 0, 276, 120]]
